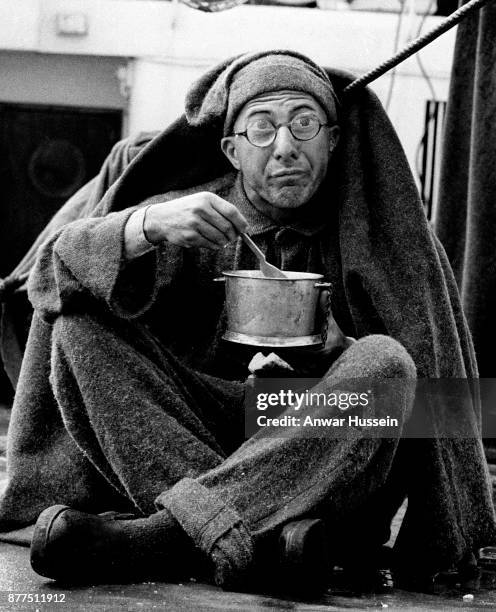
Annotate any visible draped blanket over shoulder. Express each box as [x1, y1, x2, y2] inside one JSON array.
[[0, 65, 494, 578]]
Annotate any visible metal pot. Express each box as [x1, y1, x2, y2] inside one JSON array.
[[218, 270, 331, 347]]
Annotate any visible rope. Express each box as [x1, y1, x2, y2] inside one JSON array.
[[343, 0, 494, 95]]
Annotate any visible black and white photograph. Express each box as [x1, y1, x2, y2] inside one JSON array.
[[1, 0, 496, 609]]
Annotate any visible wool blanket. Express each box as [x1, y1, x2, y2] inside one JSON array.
[[0, 65, 494, 577]]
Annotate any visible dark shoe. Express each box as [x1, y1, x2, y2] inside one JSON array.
[[31, 505, 137, 582], [277, 518, 331, 596], [30, 504, 195, 584]]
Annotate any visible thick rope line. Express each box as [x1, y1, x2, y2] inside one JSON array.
[[343, 0, 493, 95]]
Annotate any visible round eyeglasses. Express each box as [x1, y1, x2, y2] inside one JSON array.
[[234, 114, 329, 148]]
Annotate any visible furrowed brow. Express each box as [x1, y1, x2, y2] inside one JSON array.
[[289, 104, 320, 115], [244, 109, 272, 121]]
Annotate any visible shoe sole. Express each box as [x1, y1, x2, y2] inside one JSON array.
[[30, 504, 71, 579]]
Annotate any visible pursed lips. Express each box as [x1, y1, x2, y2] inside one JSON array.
[[269, 168, 307, 178]]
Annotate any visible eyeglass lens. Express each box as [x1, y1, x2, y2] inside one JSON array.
[[246, 114, 322, 146]]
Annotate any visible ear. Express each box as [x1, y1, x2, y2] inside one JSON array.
[[221, 136, 241, 171], [328, 125, 340, 152]]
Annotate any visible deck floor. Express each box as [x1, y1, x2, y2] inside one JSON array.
[[2, 405, 496, 611], [2, 545, 496, 611]]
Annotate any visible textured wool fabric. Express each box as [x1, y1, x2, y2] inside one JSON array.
[[0, 59, 495, 581], [184, 50, 339, 135], [434, 2, 496, 382], [162, 478, 254, 588]]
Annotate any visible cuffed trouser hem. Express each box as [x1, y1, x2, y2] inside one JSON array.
[[155, 478, 254, 588]]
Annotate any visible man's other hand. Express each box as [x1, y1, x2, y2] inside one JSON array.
[[248, 352, 295, 378], [144, 192, 249, 250]]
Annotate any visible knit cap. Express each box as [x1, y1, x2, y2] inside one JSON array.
[[185, 50, 339, 135]]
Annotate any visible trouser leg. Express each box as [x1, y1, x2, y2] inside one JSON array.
[[50, 311, 245, 515], [51, 319, 415, 587], [157, 335, 416, 583]]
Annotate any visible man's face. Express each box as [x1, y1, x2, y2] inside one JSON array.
[[221, 91, 339, 221]]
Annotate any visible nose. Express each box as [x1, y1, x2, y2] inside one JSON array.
[[272, 126, 299, 161]]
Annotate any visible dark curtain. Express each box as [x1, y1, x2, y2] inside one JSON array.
[[434, 1, 496, 385]]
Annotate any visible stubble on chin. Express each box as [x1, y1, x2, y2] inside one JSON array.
[[266, 184, 315, 209]]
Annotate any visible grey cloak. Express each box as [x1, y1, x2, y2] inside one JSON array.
[[0, 66, 494, 579]]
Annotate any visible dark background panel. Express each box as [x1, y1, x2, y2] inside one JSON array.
[[0, 104, 123, 401], [0, 104, 122, 276]]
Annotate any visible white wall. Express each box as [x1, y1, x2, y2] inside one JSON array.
[[127, 59, 201, 135], [0, 51, 126, 109]]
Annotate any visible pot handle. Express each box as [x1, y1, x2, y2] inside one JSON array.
[[315, 282, 333, 345], [213, 277, 226, 282]]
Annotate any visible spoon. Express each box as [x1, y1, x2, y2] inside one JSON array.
[[240, 233, 287, 279]]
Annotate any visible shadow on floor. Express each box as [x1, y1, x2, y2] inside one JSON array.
[[1, 542, 496, 611]]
